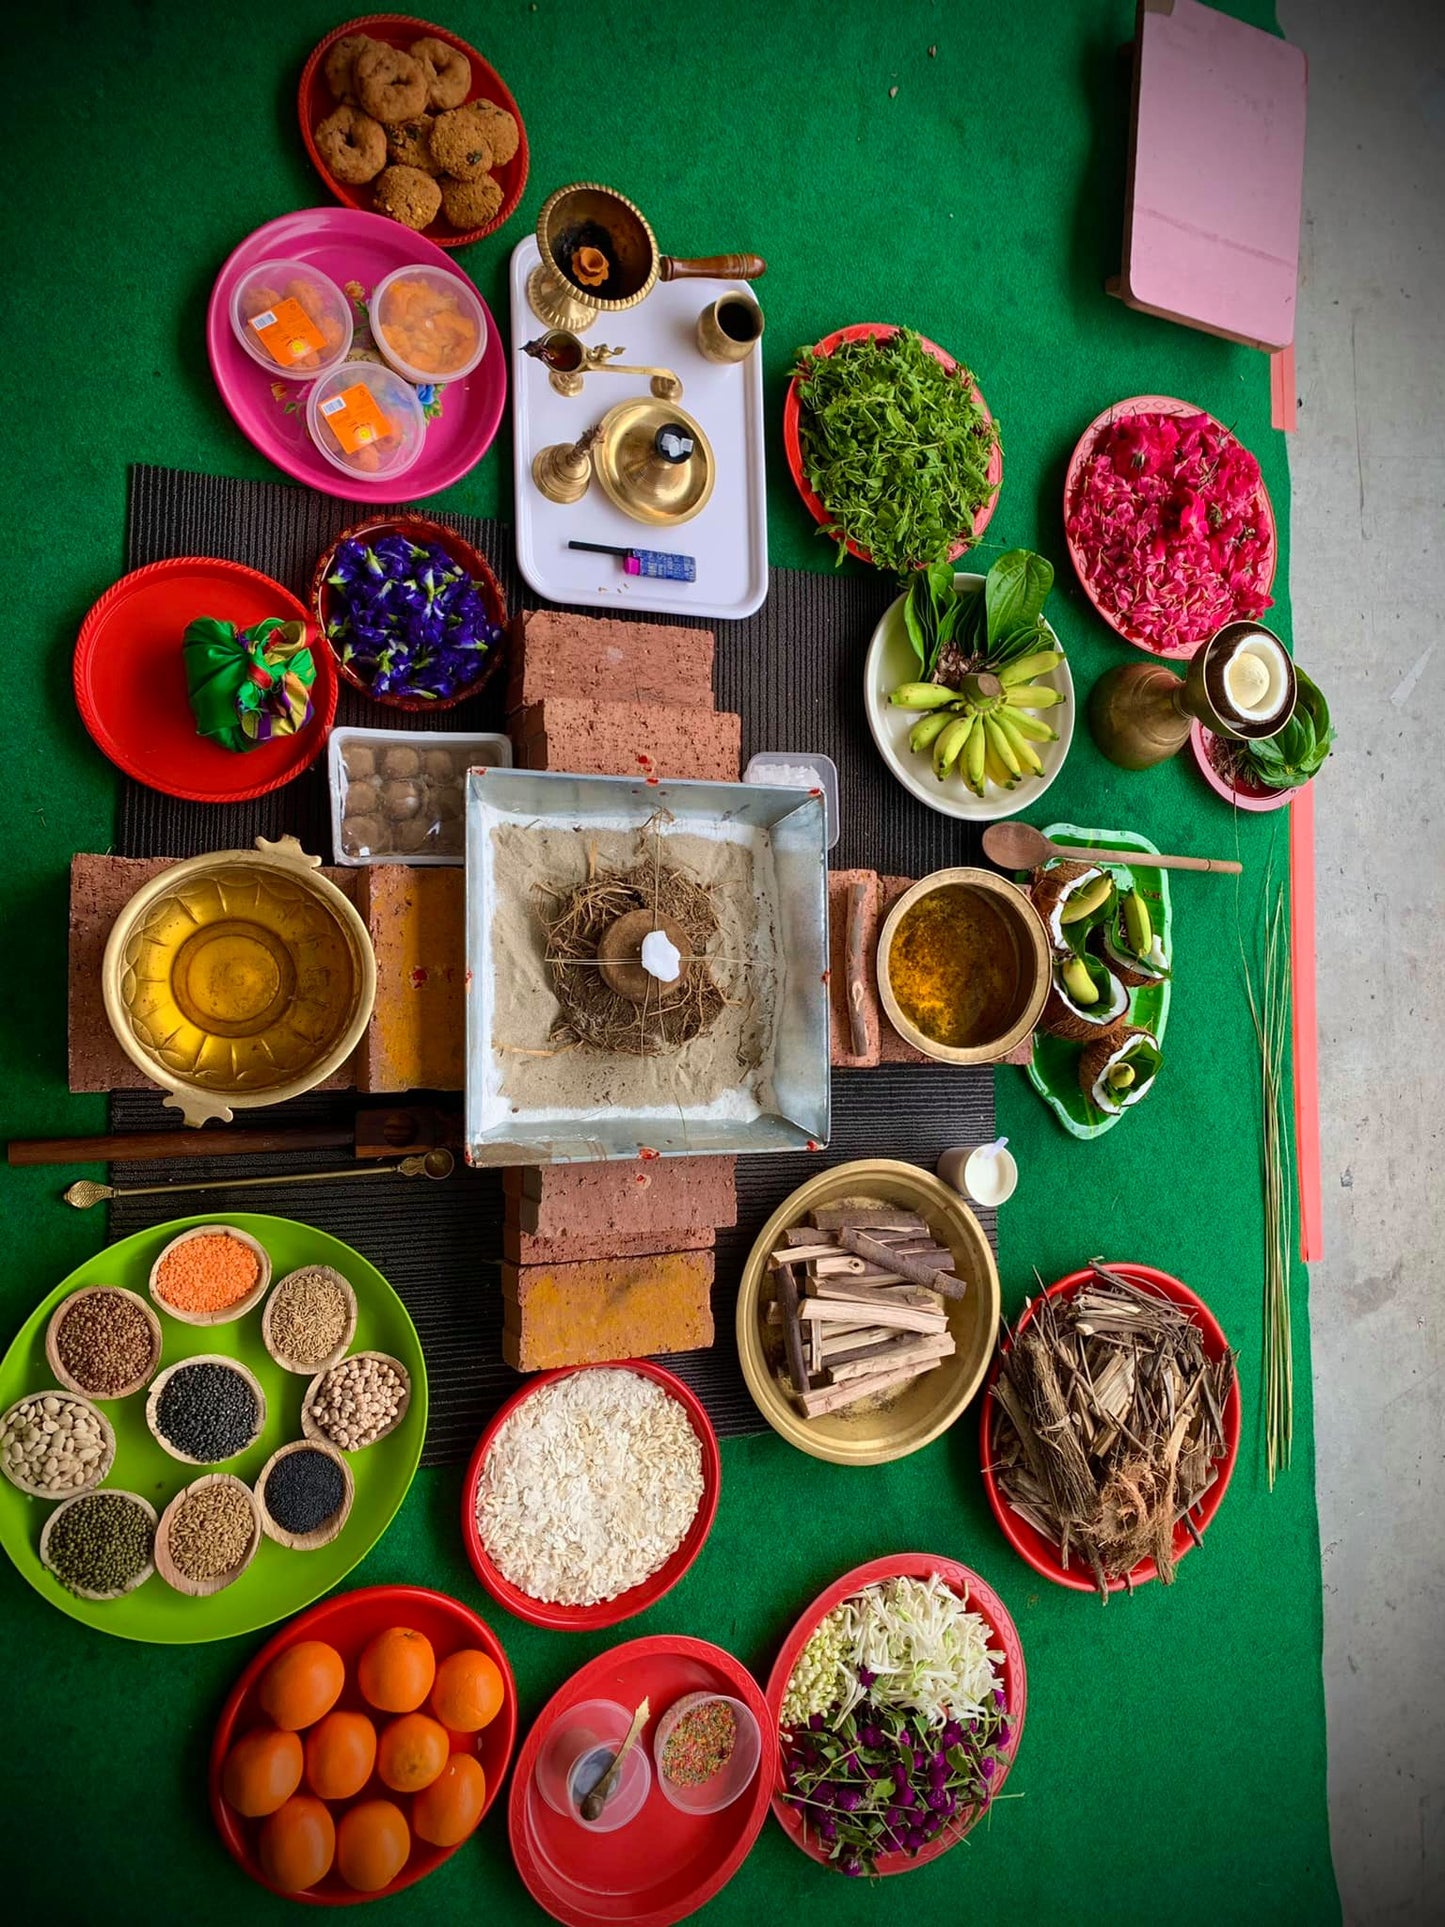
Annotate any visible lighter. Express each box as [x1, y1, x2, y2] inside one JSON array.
[[568, 541, 697, 583]]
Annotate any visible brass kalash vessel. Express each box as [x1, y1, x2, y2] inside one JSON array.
[[1088, 621, 1298, 769], [528, 182, 764, 527]]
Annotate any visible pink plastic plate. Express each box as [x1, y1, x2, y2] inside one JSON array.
[[206, 209, 506, 503], [1061, 394, 1277, 661], [1190, 719, 1299, 811]]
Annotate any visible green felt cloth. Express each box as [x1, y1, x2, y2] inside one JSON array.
[[0, 0, 1336, 1920]]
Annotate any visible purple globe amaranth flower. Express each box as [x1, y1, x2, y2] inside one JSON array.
[[858, 1723, 883, 1748], [994, 1688, 1007, 1710], [929, 1753, 950, 1784], [906, 1827, 929, 1852], [941, 1720, 964, 1747], [981, 1756, 996, 1779], [927, 1786, 952, 1812], [818, 1819, 837, 1842], [894, 1783, 918, 1808], [808, 1714, 825, 1732], [857, 1667, 877, 1687]]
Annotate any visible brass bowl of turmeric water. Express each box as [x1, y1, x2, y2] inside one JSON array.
[[877, 866, 1049, 1065], [102, 836, 376, 1127]]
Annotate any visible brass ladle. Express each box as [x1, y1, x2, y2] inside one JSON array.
[[521, 333, 682, 402], [64, 1148, 455, 1210]]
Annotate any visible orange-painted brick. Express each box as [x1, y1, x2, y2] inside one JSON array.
[[501, 1251, 715, 1371]]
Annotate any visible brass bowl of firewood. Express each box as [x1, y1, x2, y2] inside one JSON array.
[[735, 1159, 999, 1465]]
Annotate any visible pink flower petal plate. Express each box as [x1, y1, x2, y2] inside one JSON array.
[[1062, 394, 1277, 661], [206, 208, 506, 504]]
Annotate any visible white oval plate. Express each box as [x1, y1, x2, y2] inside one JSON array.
[[863, 572, 1075, 822]]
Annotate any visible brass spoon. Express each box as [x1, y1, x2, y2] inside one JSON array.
[[578, 1697, 650, 1822], [64, 1148, 454, 1210], [982, 821, 1242, 876]]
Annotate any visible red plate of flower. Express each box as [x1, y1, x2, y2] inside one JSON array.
[[508, 1634, 775, 1927], [73, 557, 337, 803], [1062, 394, 1278, 661], [462, 1361, 721, 1631], [210, 1583, 517, 1905], [764, 1554, 1026, 1877], [1190, 720, 1299, 812], [299, 14, 528, 248], [981, 1264, 1242, 1593], [783, 324, 1002, 568], [309, 512, 507, 713]]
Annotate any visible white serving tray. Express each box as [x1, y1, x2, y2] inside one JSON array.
[[509, 237, 768, 621]]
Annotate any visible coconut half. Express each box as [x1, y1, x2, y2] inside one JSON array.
[[1031, 861, 1118, 956], [1039, 953, 1130, 1042], [1101, 893, 1171, 989], [1079, 1025, 1163, 1114]]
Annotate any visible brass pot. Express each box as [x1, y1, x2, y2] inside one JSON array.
[[101, 836, 376, 1128], [877, 867, 1050, 1065]]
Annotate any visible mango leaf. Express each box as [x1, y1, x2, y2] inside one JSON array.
[[985, 549, 1054, 646]]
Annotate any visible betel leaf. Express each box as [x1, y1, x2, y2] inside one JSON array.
[[1244, 666, 1335, 790], [985, 549, 1054, 647]]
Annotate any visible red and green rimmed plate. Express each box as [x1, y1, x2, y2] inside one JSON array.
[[0, 1214, 426, 1642], [764, 1554, 1027, 1876], [980, 1265, 1241, 1593], [1023, 822, 1174, 1140], [509, 1634, 775, 1926], [210, 1583, 517, 1904], [299, 15, 529, 248], [783, 324, 1002, 566]]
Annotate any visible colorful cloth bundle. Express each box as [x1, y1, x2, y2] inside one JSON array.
[[183, 616, 317, 752]]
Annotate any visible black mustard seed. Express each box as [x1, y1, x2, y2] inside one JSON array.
[[264, 1448, 345, 1534], [156, 1361, 258, 1462]]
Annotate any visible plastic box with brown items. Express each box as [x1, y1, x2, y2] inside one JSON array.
[[500, 1251, 715, 1372], [507, 609, 715, 713], [513, 699, 741, 782], [329, 726, 511, 865]]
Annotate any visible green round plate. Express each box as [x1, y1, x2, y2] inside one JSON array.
[[0, 1213, 427, 1643]]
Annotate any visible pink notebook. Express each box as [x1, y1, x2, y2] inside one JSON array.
[[1115, 0, 1307, 352]]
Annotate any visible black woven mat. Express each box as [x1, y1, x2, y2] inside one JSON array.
[[110, 464, 995, 1464]]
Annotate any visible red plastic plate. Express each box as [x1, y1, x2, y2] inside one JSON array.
[[508, 1635, 776, 1927], [210, 1583, 517, 1906], [298, 14, 528, 248], [462, 1362, 721, 1630], [763, 1554, 1027, 1877], [980, 1264, 1242, 1593], [782, 323, 1002, 567], [1061, 394, 1278, 661], [74, 557, 337, 803]]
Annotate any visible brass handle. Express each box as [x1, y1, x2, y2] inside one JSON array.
[[659, 254, 766, 282]]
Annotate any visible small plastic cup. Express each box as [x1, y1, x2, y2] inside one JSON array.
[[306, 361, 426, 482], [369, 264, 488, 387], [938, 1141, 1019, 1208], [653, 1691, 762, 1815], [535, 1699, 651, 1833], [230, 259, 353, 382]]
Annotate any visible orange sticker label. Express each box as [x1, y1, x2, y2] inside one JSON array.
[[317, 383, 393, 455], [249, 296, 326, 366]]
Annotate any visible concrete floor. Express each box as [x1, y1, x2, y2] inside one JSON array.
[[1276, 1, 1444, 1919]]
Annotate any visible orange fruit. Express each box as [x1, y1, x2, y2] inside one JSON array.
[[431, 1649, 505, 1733], [305, 1708, 377, 1801], [336, 1798, 411, 1893], [376, 1712, 450, 1793], [257, 1640, 345, 1732], [357, 1626, 435, 1714], [413, 1752, 488, 1847], [221, 1725, 303, 1817], [258, 1794, 336, 1893]]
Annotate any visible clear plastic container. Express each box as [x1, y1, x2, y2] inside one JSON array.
[[743, 751, 840, 850], [369, 265, 488, 387], [328, 726, 511, 866], [535, 1699, 651, 1833], [229, 259, 353, 381], [306, 361, 427, 481], [653, 1692, 762, 1815]]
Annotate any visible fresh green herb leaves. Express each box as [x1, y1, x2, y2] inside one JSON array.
[[792, 330, 1001, 575], [902, 547, 1060, 682], [1243, 667, 1334, 790]]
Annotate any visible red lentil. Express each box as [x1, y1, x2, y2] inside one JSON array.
[[154, 1233, 261, 1314], [660, 1700, 736, 1787]]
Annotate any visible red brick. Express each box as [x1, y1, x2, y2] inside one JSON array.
[[828, 870, 881, 1068], [500, 1251, 715, 1371], [503, 1157, 736, 1240], [514, 699, 741, 781], [507, 609, 714, 713], [502, 1222, 716, 1265]]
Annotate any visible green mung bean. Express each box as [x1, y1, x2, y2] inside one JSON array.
[[46, 1491, 153, 1596]]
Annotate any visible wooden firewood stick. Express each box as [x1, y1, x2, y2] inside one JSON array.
[[809, 1206, 927, 1233], [827, 1333, 956, 1383], [818, 1325, 897, 1359], [845, 880, 870, 1058], [840, 1228, 967, 1299], [770, 1243, 845, 1265], [807, 1276, 939, 1309], [773, 1262, 809, 1394], [798, 1298, 946, 1334], [796, 1356, 942, 1418], [809, 1254, 869, 1276], [885, 1241, 957, 1262], [782, 1225, 840, 1248]]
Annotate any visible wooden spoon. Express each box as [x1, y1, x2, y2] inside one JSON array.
[[578, 1697, 650, 1821], [982, 821, 1242, 875]]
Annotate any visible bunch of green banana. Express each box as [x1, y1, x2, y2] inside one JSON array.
[[888, 650, 1066, 795]]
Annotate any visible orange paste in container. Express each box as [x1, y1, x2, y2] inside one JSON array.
[[155, 1232, 261, 1314], [378, 277, 480, 378]]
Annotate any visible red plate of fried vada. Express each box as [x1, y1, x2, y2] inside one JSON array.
[[300, 15, 528, 248]]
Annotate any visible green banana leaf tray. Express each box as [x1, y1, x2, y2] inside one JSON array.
[[1022, 823, 1173, 1140]]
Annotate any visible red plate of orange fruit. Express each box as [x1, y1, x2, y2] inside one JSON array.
[[210, 1583, 516, 1904]]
